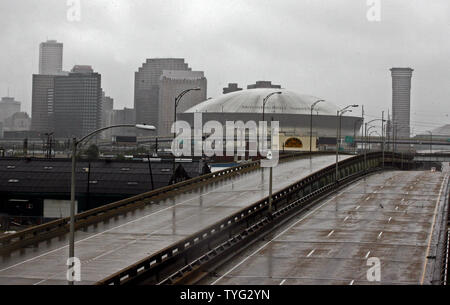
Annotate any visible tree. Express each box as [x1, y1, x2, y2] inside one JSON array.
[[84, 144, 99, 160]]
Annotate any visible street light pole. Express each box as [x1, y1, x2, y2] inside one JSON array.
[[68, 137, 76, 285], [68, 123, 155, 285], [364, 122, 368, 169], [335, 104, 358, 182], [382, 111, 385, 168], [366, 125, 376, 151], [261, 91, 282, 216], [173, 88, 201, 176], [310, 100, 324, 154]]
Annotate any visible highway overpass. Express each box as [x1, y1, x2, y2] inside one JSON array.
[[204, 169, 448, 285], [1, 152, 448, 285], [0, 153, 351, 284]]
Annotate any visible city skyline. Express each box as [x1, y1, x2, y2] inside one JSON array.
[[0, 0, 449, 134]]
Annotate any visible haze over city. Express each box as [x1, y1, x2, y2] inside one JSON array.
[[0, 0, 449, 133], [1, 0, 450, 294]]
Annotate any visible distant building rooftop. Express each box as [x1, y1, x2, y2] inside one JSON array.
[[431, 124, 450, 136], [71, 65, 94, 74], [0, 158, 210, 196]]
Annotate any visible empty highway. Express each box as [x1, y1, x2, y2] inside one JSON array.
[[205, 169, 449, 285], [0, 154, 350, 285]]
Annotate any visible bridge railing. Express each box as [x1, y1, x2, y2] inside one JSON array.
[[0, 151, 333, 257], [96, 152, 412, 285]]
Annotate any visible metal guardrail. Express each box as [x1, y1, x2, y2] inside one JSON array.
[[0, 151, 331, 257], [96, 152, 412, 285], [440, 183, 450, 285]]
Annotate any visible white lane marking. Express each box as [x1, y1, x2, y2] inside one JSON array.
[[364, 251, 371, 259], [36, 157, 344, 285], [327, 230, 335, 237], [211, 179, 364, 285], [401, 198, 405, 202], [406, 192, 409, 195], [6, 158, 331, 275], [365, 197, 371, 201], [388, 217, 392, 223], [377, 232, 383, 239], [343, 216, 349, 222], [306, 249, 315, 257], [0, 190, 223, 273], [33, 279, 47, 286], [421, 173, 448, 285], [279, 279, 286, 285], [395, 206, 399, 211], [355, 205, 361, 210], [349, 280, 355, 285]]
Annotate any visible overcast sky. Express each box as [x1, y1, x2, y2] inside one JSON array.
[[0, 0, 449, 133]]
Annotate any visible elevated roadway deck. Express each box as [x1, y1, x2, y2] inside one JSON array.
[[0, 154, 350, 285], [204, 169, 449, 285]]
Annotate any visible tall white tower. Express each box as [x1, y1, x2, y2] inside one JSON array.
[[390, 67, 413, 140]]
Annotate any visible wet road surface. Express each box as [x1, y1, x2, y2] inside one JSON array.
[[206, 170, 448, 285], [0, 155, 349, 285]]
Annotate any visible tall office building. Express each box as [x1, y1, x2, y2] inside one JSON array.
[[158, 70, 207, 136], [31, 74, 56, 133], [32, 40, 66, 133], [39, 40, 63, 75], [53, 66, 102, 138], [390, 68, 413, 140], [111, 108, 136, 137], [0, 97, 21, 123], [101, 91, 114, 127], [134, 58, 192, 128], [101, 91, 114, 139]]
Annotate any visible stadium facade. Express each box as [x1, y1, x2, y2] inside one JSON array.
[[177, 88, 362, 151]]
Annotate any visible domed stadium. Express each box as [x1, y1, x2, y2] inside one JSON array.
[[178, 88, 362, 151]]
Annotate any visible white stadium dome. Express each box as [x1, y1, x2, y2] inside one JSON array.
[[185, 88, 339, 115], [177, 88, 362, 139]]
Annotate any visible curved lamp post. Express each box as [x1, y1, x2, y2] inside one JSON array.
[[173, 88, 201, 172], [310, 100, 325, 154], [68, 123, 156, 285], [336, 104, 359, 181], [262, 91, 282, 123], [364, 115, 386, 169], [261, 91, 282, 216]]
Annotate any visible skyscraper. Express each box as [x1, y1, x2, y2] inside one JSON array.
[[32, 40, 66, 133], [0, 97, 21, 123], [53, 66, 102, 138], [111, 108, 136, 138], [158, 70, 207, 136], [31, 74, 56, 133], [134, 58, 191, 128], [390, 67, 413, 140], [101, 91, 114, 127], [39, 40, 63, 75], [101, 91, 114, 139]]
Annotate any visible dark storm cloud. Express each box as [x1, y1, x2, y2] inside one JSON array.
[[0, 0, 449, 132]]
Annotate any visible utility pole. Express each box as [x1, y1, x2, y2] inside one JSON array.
[[382, 111, 385, 168]]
